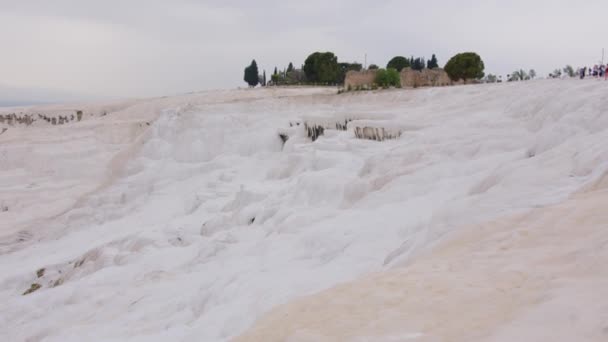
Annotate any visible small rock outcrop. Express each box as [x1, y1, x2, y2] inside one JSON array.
[[304, 122, 325, 142], [23, 283, 41, 295]]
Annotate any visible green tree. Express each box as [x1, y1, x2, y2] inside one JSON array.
[[285, 69, 307, 84], [386, 56, 410, 72], [444, 52, 485, 83], [273, 66, 278, 75], [271, 74, 279, 84], [244, 59, 259, 87], [375, 68, 401, 88], [262, 70, 266, 86], [303, 52, 339, 84], [529, 69, 537, 79], [368, 64, 379, 70], [563, 65, 575, 77], [427, 54, 439, 69], [287, 62, 294, 72]]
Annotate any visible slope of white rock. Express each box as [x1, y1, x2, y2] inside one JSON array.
[[236, 175, 608, 342], [1, 80, 607, 341]]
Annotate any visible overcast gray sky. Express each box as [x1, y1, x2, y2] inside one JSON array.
[[1, 0, 606, 101]]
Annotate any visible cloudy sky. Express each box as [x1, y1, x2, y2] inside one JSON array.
[[1, 0, 606, 102]]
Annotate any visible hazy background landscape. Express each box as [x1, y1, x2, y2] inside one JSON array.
[[1, 0, 607, 103]]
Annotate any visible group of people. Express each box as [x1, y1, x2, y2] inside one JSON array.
[[579, 64, 607, 79]]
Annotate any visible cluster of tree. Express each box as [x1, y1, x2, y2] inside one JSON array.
[[563, 65, 575, 77], [411, 57, 426, 71], [563, 65, 575, 78], [548, 65, 575, 78], [385, 54, 439, 72], [508, 69, 537, 81], [244, 52, 364, 87], [302, 52, 362, 85], [245, 52, 486, 87], [269, 63, 307, 85]]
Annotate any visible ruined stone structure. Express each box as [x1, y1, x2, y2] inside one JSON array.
[[344, 68, 456, 90], [0, 113, 35, 126], [344, 70, 377, 89], [0, 109, 84, 128], [353, 126, 402, 141], [400, 68, 452, 88]]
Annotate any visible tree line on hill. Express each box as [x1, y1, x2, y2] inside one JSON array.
[[482, 67, 590, 83], [244, 51, 485, 87], [386, 55, 439, 72], [481, 69, 537, 83], [244, 53, 364, 87]]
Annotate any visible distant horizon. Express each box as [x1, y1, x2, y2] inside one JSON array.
[[0, 83, 250, 108], [2, 75, 601, 108], [0, 100, 56, 108]]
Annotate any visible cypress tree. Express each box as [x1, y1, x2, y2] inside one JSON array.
[[427, 54, 439, 69], [244, 59, 259, 87]]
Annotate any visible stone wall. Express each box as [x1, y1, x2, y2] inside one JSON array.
[[344, 70, 377, 89], [400, 68, 453, 88], [344, 68, 458, 89]]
